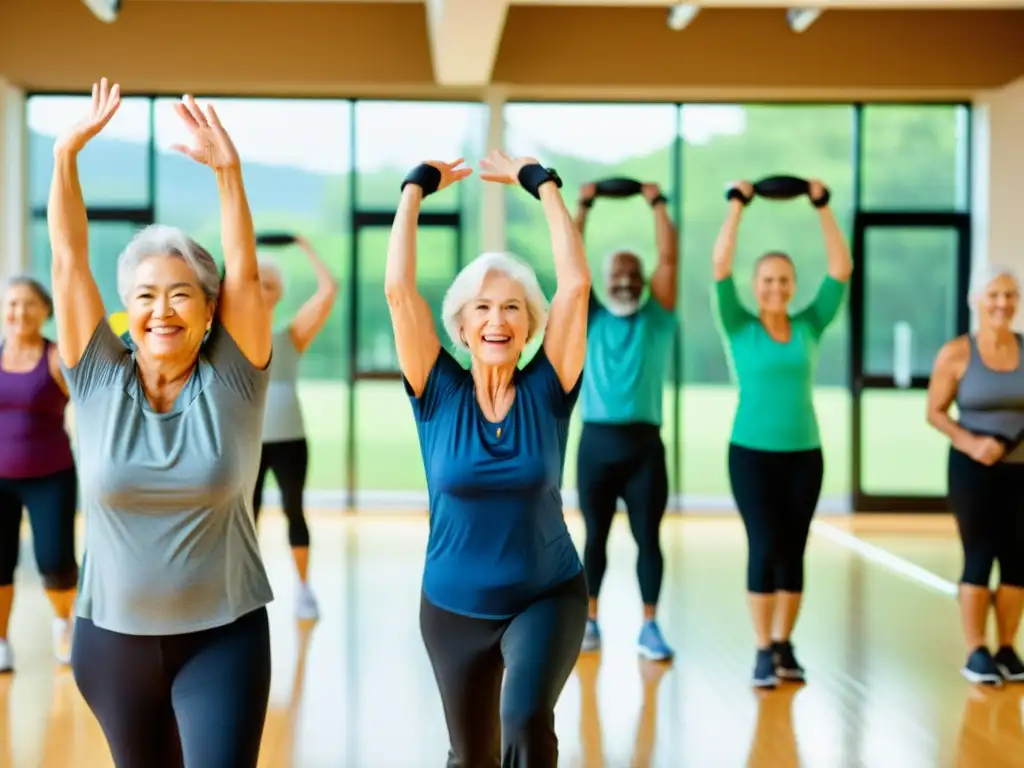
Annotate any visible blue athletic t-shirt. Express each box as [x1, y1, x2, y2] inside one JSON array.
[[405, 347, 583, 619]]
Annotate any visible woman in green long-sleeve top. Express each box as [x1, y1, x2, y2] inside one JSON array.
[[712, 179, 852, 690]]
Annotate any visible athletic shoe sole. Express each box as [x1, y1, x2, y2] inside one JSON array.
[[637, 644, 673, 662], [752, 675, 779, 689], [776, 668, 806, 682], [962, 667, 1003, 685], [996, 664, 1024, 682]]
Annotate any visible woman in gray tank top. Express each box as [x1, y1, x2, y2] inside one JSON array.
[[252, 237, 337, 620], [927, 265, 1024, 687], [48, 80, 274, 766]]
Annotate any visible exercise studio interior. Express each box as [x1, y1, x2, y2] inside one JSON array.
[[1, 1, 1024, 766]]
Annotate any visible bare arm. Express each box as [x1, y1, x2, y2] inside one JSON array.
[[47, 345, 69, 396], [540, 183, 591, 392], [647, 190, 678, 311], [926, 338, 975, 452], [817, 204, 853, 282], [384, 185, 441, 398], [574, 183, 596, 237], [712, 200, 745, 282], [289, 237, 339, 353]]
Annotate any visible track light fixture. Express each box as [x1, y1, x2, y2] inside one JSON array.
[[667, 3, 701, 32], [786, 8, 822, 33]]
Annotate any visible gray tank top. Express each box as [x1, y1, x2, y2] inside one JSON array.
[[956, 334, 1024, 463], [62, 320, 274, 636], [262, 327, 305, 443]]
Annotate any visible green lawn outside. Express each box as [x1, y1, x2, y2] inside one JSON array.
[[289, 382, 951, 498]]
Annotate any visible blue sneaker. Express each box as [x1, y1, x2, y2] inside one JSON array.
[[637, 620, 674, 661], [962, 647, 1003, 685], [752, 648, 779, 689], [581, 619, 601, 652]]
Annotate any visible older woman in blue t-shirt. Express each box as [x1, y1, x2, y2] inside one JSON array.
[[385, 150, 590, 766]]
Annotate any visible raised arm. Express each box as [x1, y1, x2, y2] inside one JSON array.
[[288, 236, 339, 353], [809, 180, 852, 283], [385, 160, 471, 397], [643, 183, 678, 311], [170, 96, 270, 368], [574, 182, 596, 237], [712, 181, 752, 282], [48, 79, 121, 368], [480, 150, 590, 393]]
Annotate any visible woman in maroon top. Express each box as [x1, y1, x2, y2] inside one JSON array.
[[0, 276, 79, 672]]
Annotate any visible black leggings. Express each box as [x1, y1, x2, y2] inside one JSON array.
[[947, 448, 1024, 588], [577, 423, 669, 606], [728, 444, 824, 595], [253, 439, 310, 548], [0, 466, 79, 591], [420, 571, 588, 768], [71, 607, 271, 768]]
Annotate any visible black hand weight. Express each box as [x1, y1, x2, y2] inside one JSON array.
[[255, 233, 297, 246], [594, 177, 643, 199], [753, 175, 809, 201]]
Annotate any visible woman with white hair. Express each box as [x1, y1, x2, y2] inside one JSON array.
[[253, 239, 338, 620], [927, 264, 1024, 685], [48, 79, 273, 766], [385, 150, 590, 765]]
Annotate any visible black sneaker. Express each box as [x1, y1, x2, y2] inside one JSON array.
[[961, 647, 1003, 685], [772, 640, 806, 682], [994, 646, 1024, 682], [752, 648, 779, 689]]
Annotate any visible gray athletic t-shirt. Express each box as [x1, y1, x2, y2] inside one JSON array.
[[63, 320, 274, 636], [262, 326, 305, 443]]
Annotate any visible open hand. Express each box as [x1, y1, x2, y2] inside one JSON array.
[[171, 95, 240, 171], [479, 149, 537, 186], [53, 78, 121, 157], [424, 158, 473, 192]]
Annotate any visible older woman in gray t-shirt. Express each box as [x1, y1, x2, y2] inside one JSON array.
[[48, 79, 274, 767]]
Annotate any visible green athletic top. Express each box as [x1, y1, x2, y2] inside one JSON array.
[[580, 293, 676, 426], [714, 274, 847, 452]]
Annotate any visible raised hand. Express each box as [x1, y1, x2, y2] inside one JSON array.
[[171, 95, 240, 171], [424, 158, 473, 192], [479, 149, 538, 186], [808, 179, 829, 206], [641, 183, 662, 205], [53, 78, 121, 157]]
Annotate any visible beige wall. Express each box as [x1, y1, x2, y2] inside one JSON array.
[[0, 81, 27, 290]]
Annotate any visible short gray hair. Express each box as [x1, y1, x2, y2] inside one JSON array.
[[117, 224, 220, 306], [441, 252, 548, 353], [969, 263, 1020, 304]]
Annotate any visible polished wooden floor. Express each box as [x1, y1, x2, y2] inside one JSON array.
[[0, 511, 1021, 767]]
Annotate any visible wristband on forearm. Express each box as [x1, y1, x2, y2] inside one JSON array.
[[401, 164, 442, 196], [810, 187, 831, 208], [650, 194, 668, 208], [518, 164, 563, 200]]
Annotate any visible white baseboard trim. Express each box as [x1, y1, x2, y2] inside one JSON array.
[[259, 489, 853, 515]]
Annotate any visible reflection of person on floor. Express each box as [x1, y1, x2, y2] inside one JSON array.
[[575, 654, 671, 767], [927, 266, 1024, 686], [574, 182, 679, 662], [252, 238, 338, 621], [744, 686, 802, 768], [954, 686, 1024, 766], [260, 621, 315, 767]]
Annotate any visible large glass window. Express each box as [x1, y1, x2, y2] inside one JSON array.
[[155, 98, 352, 493], [679, 104, 855, 500], [504, 103, 680, 494]]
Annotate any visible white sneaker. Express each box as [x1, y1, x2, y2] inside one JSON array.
[[0, 639, 13, 673], [52, 618, 73, 665], [295, 582, 319, 621]]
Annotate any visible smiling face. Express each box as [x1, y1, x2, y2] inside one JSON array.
[[2, 282, 50, 341], [605, 251, 644, 316], [460, 270, 530, 367], [753, 253, 796, 313], [977, 273, 1019, 331], [127, 253, 215, 365]]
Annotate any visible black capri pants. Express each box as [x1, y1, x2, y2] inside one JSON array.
[[947, 447, 1024, 588], [253, 438, 310, 548], [71, 607, 272, 768], [0, 466, 79, 591], [420, 571, 588, 767], [577, 423, 669, 606], [728, 444, 824, 595]]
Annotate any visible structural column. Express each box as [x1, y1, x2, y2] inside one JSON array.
[[0, 79, 28, 289], [481, 86, 507, 253], [972, 76, 1024, 331]]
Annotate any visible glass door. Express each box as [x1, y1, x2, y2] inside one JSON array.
[[850, 213, 971, 511], [345, 211, 462, 505]]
